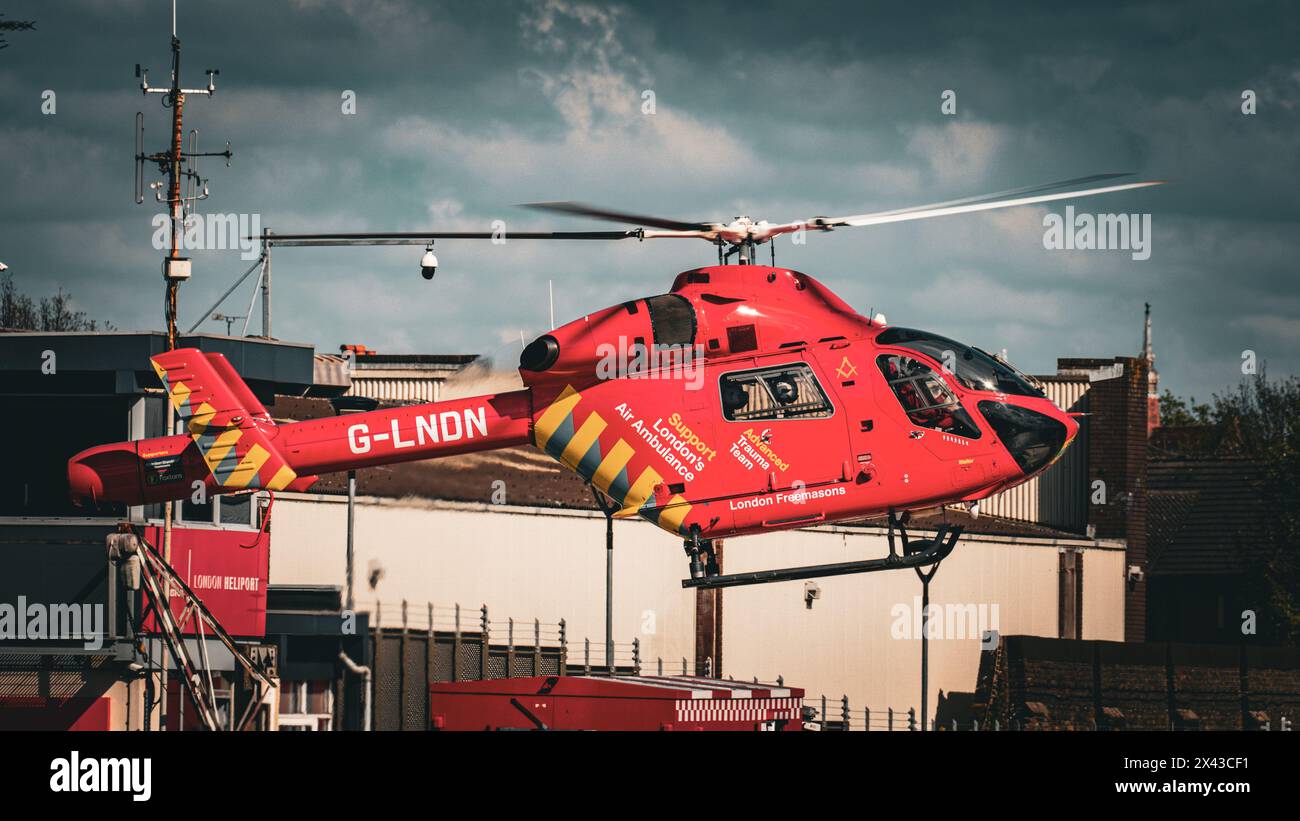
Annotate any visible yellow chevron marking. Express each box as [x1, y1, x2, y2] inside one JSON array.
[[533, 385, 582, 450], [151, 361, 167, 382], [591, 439, 635, 496], [170, 380, 192, 410], [267, 464, 298, 491], [200, 428, 243, 472], [224, 443, 271, 488], [656, 495, 692, 534], [560, 411, 607, 470], [615, 465, 664, 519], [187, 401, 217, 435]]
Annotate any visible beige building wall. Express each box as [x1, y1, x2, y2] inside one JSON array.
[[270, 494, 1126, 718], [1082, 548, 1127, 641], [271, 494, 698, 669], [721, 527, 1124, 719]]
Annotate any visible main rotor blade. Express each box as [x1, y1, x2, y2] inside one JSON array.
[[521, 201, 714, 232], [817, 177, 1165, 230], [849, 172, 1137, 220], [259, 230, 640, 246]]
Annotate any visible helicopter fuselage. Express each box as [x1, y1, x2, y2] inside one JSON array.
[[67, 264, 1076, 546]]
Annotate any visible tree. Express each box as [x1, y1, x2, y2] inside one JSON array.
[[1, 274, 114, 332], [1158, 389, 1212, 426], [1208, 372, 1300, 644]]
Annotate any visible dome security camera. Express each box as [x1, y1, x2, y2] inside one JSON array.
[[420, 242, 438, 280]]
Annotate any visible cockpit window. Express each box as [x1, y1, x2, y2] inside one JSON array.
[[875, 327, 1045, 398], [877, 354, 982, 438], [720, 363, 834, 421]]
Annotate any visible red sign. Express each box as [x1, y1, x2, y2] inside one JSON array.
[[142, 524, 269, 638]]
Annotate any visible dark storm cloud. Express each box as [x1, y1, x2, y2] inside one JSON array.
[[0, 0, 1296, 401]]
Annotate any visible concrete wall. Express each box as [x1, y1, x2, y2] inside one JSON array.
[[270, 494, 1126, 717]]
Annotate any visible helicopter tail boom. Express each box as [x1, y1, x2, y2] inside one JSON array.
[[68, 347, 534, 508]]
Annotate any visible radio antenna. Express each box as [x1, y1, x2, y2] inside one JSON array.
[[133, 1, 232, 348], [130, 0, 234, 734]]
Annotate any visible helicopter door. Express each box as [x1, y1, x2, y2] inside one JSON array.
[[810, 342, 877, 481], [714, 358, 846, 514], [872, 352, 988, 484]]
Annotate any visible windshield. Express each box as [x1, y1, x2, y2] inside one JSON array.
[[876, 355, 982, 438], [875, 327, 1045, 398]]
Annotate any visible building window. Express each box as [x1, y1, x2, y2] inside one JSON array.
[[178, 492, 259, 529], [877, 354, 981, 438], [278, 680, 334, 731], [720, 363, 834, 421]]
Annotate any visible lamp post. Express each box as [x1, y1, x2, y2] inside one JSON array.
[[330, 395, 380, 611], [590, 488, 619, 674]]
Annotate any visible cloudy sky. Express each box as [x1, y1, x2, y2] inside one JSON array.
[[1, 0, 1297, 402]]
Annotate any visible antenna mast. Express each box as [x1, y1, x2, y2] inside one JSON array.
[[134, 1, 232, 350], [131, 0, 233, 732]]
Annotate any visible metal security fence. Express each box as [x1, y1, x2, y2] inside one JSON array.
[[361, 600, 646, 730]]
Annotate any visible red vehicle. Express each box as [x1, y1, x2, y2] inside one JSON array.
[[69, 173, 1160, 584], [428, 675, 805, 732]]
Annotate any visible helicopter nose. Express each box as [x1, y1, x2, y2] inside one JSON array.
[[977, 401, 1071, 476]]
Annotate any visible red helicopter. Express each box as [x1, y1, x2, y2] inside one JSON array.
[[68, 172, 1162, 586]]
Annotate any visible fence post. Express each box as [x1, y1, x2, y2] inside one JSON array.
[[372, 599, 382, 731], [558, 618, 567, 676], [584, 638, 591, 676], [452, 603, 461, 681], [908, 708, 917, 732], [704, 656, 712, 677], [888, 707, 894, 731], [821, 695, 827, 730], [841, 695, 850, 729], [506, 617, 515, 678], [533, 619, 541, 677], [479, 604, 489, 680], [973, 719, 980, 732], [400, 600, 409, 729], [426, 602, 435, 723], [864, 706, 870, 732], [632, 638, 641, 676], [952, 719, 958, 732], [657, 657, 663, 677]]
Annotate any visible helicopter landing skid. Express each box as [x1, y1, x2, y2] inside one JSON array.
[[681, 513, 962, 590]]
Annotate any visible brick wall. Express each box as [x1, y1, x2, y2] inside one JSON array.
[[974, 635, 1300, 730], [1059, 356, 1149, 641]]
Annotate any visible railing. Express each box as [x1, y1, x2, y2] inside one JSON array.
[[800, 694, 1040, 730]]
